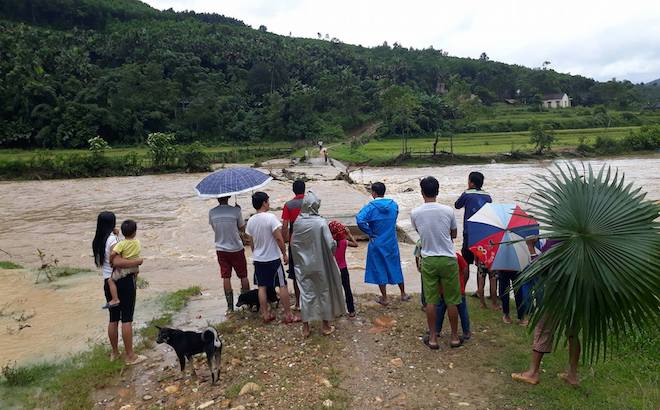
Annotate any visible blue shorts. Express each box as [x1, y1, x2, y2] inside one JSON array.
[[254, 259, 286, 288]]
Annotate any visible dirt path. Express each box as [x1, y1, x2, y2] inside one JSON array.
[[93, 294, 509, 410]]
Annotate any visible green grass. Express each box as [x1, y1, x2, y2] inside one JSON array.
[[0, 286, 202, 409], [0, 142, 292, 165], [52, 266, 93, 277], [330, 126, 641, 164], [468, 304, 659, 410], [138, 286, 202, 347], [161, 286, 202, 311], [0, 261, 22, 269], [0, 345, 123, 409]]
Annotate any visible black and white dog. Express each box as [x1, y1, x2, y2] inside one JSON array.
[[235, 287, 279, 311], [156, 326, 223, 384]]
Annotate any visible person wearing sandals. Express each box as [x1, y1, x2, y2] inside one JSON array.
[[329, 220, 358, 318], [435, 252, 471, 341], [356, 182, 410, 306], [410, 177, 462, 350], [246, 192, 300, 324], [291, 192, 347, 337], [92, 211, 146, 366]]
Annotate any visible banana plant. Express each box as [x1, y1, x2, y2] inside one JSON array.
[[516, 163, 660, 362]]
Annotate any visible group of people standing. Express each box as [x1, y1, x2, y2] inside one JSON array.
[[210, 180, 358, 337], [94, 169, 579, 385]]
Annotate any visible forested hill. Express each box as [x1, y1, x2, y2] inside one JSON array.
[[0, 0, 645, 148]]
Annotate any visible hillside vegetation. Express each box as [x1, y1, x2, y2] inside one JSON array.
[[1, 0, 654, 150]]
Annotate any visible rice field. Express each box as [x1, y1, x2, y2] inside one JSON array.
[[329, 126, 640, 163]]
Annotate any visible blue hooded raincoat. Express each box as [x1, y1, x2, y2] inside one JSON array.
[[356, 198, 404, 285]]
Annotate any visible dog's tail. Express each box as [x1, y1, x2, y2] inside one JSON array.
[[202, 327, 222, 348]]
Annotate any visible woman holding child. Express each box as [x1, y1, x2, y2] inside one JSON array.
[[92, 211, 146, 365]]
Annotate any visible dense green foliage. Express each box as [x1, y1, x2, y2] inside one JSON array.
[[0, 133, 213, 179], [0, 0, 653, 149]]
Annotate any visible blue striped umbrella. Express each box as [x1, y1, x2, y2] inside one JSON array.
[[195, 167, 273, 198]]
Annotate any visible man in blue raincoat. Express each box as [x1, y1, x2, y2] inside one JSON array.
[[356, 182, 410, 305]]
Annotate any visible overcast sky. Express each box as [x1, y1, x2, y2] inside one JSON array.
[[144, 0, 660, 83]]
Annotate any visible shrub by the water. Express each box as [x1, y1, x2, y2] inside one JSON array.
[[176, 142, 211, 172]]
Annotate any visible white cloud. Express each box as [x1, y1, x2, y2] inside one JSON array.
[[144, 0, 660, 82]]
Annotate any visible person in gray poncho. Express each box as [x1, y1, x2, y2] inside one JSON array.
[[291, 191, 347, 337]]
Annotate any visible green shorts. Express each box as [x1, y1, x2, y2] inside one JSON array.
[[421, 256, 460, 305]]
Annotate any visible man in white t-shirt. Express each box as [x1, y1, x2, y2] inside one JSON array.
[[411, 176, 461, 350], [246, 192, 300, 324]]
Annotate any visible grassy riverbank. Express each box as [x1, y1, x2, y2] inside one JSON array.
[[329, 126, 646, 164], [2, 124, 658, 180], [90, 294, 658, 410], [0, 286, 201, 409]]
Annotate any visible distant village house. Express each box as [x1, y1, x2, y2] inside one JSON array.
[[541, 92, 571, 108]]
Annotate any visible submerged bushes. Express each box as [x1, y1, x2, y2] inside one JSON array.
[[0, 134, 213, 180], [586, 125, 660, 155]]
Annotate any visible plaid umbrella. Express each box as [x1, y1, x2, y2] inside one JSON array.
[[194, 167, 272, 198]]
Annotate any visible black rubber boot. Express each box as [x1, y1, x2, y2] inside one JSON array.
[[225, 290, 234, 312]]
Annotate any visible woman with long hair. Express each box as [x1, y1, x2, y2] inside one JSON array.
[[93, 211, 145, 365]]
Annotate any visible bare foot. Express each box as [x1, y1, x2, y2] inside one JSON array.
[[491, 303, 501, 311], [502, 315, 513, 324], [376, 296, 390, 306], [302, 324, 311, 338], [511, 372, 540, 385], [322, 325, 336, 336], [480, 303, 488, 309], [558, 372, 579, 386]]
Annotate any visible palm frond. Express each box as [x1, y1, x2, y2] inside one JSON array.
[[516, 163, 660, 363]]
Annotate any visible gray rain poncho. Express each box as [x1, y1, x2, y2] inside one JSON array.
[[291, 191, 347, 322]]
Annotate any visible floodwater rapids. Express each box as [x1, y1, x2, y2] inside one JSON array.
[[0, 155, 658, 365]]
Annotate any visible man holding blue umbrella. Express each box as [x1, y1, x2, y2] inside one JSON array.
[[209, 196, 250, 314], [196, 167, 273, 314]]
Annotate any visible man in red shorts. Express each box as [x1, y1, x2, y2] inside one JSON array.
[[209, 196, 249, 314]]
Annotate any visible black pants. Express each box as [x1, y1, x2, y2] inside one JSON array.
[[498, 270, 524, 320], [104, 274, 136, 323], [340, 267, 355, 313]]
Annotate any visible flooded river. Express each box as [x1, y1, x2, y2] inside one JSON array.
[[0, 155, 658, 365]]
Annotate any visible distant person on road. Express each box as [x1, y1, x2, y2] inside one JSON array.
[[455, 171, 495, 310], [356, 182, 410, 306], [411, 176, 462, 349], [93, 211, 145, 366], [209, 196, 250, 314], [291, 192, 346, 337], [246, 192, 300, 324], [282, 180, 305, 311], [329, 220, 358, 317]]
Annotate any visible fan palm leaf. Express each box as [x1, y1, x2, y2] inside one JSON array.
[[515, 163, 660, 362]]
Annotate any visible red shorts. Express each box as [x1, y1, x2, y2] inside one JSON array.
[[216, 249, 248, 279]]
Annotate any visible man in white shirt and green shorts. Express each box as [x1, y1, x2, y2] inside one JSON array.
[[411, 176, 462, 350]]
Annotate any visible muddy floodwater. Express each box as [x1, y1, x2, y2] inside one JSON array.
[[1, 155, 658, 365]]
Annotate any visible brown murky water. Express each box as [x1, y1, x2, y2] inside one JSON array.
[[1, 155, 658, 365]]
